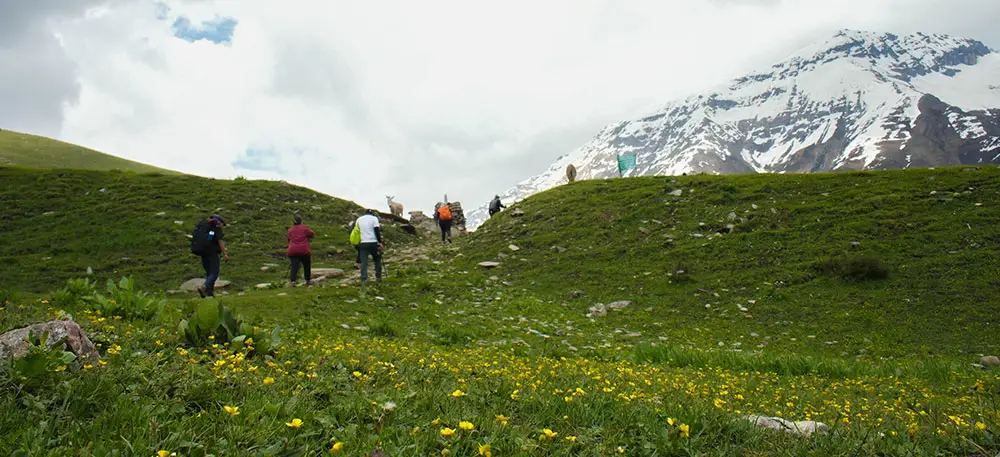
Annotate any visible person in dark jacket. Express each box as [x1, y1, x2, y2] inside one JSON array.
[[194, 215, 228, 298], [287, 214, 316, 287], [488, 195, 505, 217]]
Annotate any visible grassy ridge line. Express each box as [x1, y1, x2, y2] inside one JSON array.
[[462, 166, 1000, 357], [0, 167, 416, 292], [0, 129, 173, 174]]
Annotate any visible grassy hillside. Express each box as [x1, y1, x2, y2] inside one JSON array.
[[464, 166, 1000, 358], [0, 129, 173, 173], [2, 166, 1000, 456], [0, 167, 415, 292]]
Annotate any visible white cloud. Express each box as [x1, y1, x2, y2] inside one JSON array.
[[4, 0, 1000, 214]]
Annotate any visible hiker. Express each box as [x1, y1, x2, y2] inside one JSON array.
[[354, 209, 384, 285], [488, 195, 505, 218], [190, 215, 228, 298], [287, 214, 315, 287], [435, 202, 453, 244]]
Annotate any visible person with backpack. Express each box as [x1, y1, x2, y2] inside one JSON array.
[[190, 215, 228, 298], [354, 209, 384, 285], [488, 195, 505, 218], [435, 202, 453, 244], [287, 214, 315, 287]]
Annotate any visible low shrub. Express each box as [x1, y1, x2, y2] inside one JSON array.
[[813, 256, 889, 281], [52, 278, 96, 308], [177, 299, 280, 355]]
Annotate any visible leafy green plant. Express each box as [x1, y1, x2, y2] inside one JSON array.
[[84, 276, 165, 321], [5, 331, 77, 391], [177, 299, 280, 355], [52, 278, 96, 308]]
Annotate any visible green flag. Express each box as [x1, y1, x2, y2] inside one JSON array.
[[617, 154, 637, 174]]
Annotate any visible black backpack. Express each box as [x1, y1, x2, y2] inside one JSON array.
[[190, 220, 213, 255]]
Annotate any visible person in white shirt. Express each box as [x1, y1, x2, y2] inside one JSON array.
[[355, 209, 384, 285]]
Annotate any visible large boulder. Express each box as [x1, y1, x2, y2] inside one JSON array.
[[180, 278, 231, 292], [0, 320, 100, 362]]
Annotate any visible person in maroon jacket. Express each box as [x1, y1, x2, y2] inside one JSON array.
[[287, 214, 316, 287]]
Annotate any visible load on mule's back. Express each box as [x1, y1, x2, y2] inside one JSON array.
[[386, 196, 404, 218]]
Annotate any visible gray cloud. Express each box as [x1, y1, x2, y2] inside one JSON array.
[[0, 0, 120, 136]]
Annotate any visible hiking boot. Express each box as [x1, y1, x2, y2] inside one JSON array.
[[289, 281, 296, 288], [305, 281, 312, 287], [196, 286, 205, 299]]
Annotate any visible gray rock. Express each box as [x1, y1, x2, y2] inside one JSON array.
[[728, 212, 737, 220], [551, 245, 568, 253], [586, 303, 607, 318], [180, 278, 231, 292], [639, 227, 651, 234], [508, 244, 520, 252], [981, 355, 1000, 367], [0, 320, 100, 362], [255, 283, 272, 289], [311, 268, 345, 279], [478, 261, 501, 268], [607, 300, 631, 309], [511, 208, 525, 217], [668, 189, 683, 196], [746, 415, 828, 437]]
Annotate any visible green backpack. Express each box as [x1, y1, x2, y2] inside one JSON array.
[[349, 222, 361, 246]]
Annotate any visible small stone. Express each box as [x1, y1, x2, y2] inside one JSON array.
[[752, 204, 758, 209], [747, 415, 828, 437], [277, 292, 288, 296], [99, 188, 107, 193], [511, 208, 525, 217], [155, 212, 166, 216], [850, 241, 860, 247], [728, 212, 737, 220], [508, 244, 520, 252], [975, 203, 984, 207], [174, 220, 184, 225], [639, 227, 651, 234], [669, 189, 683, 196], [260, 266, 270, 271], [770, 208, 777, 214], [551, 245, 568, 253], [607, 300, 631, 310], [86, 266, 93, 275], [981, 355, 1000, 367], [256, 283, 271, 289], [478, 261, 500, 268]]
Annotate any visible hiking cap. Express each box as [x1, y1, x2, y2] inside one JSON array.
[[211, 215, 226, 226]]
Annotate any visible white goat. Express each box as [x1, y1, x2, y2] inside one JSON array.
[[386, 195, 404, 218]]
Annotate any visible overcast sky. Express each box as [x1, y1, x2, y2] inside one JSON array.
[[2, 0, 999, 214]]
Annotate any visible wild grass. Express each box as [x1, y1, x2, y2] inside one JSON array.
[[0, 129, 172, 173]]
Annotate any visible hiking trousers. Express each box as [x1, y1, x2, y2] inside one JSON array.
[[289, 254, 311, 283], [358, 242, 383, 284], [200, 253, 220, 296], [439, 219, 453, 243]]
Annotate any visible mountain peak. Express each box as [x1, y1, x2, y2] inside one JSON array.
[[781, 30, 993, 80], [468, 30, 1000, 230]]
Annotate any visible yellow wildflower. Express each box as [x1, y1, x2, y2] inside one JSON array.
[[539, 428, 558, 440], [330, 442, 344, 453], [667, 417, 676, 426], [566, 435, 577, 442], [440, 427, 456, 438], [286, 418, 304, 428], [450, 389, 466, 398], [156, 451, 170, 457], [975, 422, 987, 431], [478, 443, 492, 457], [495, 415, 510, 425], [263, 377, 275, 385], [459, 421, 474, 431], [679, 423, 690, 438], [223, 405, 239, 416]]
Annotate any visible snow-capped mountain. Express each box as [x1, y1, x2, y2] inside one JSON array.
[[468, 30, 1000, 229]]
